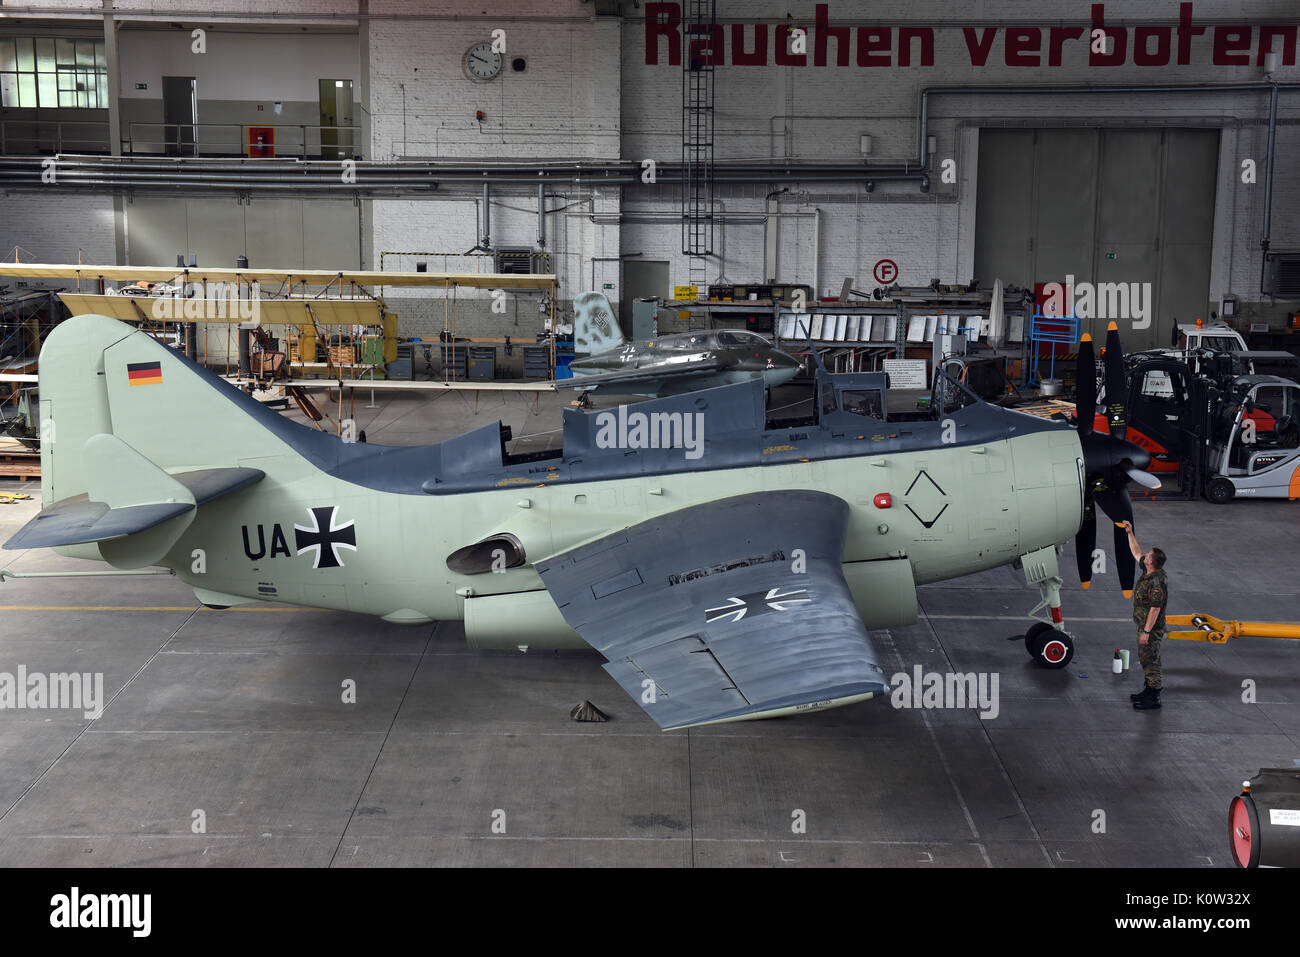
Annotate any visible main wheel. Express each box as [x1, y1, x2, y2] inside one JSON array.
[[1229, 793, 1260, 869], [1034, 629, 1074, 669], [1024, 621, 1054, 659], [1206, 476, 1235, 505]]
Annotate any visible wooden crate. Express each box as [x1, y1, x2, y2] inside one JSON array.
[[328, 344, 356, 366]]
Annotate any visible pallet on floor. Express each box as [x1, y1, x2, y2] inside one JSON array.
[[0, 452, 39, 481]]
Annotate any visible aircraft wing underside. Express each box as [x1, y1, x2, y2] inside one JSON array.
[[535, 491, 890, 730]]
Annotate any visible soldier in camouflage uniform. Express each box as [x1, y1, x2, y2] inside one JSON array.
[[1122, 521, 1167, 710]]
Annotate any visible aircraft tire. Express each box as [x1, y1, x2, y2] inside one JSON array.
[[1024, 621, 1053, 659], [1035, 630, 1074, 669]]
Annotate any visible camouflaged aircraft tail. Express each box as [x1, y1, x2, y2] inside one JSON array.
[[572, 291, 624, 356]]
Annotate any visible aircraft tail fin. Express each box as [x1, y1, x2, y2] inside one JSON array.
[[6, 314, 295, 564], [572, 291, 624, 356]]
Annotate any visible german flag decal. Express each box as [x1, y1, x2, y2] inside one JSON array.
[[127, 361, 163, 386]]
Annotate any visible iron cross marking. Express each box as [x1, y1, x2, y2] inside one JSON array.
[[705, 587, 811, 624], [294, 506, 357, 569]]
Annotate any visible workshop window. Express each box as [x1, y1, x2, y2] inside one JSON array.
[[0, 36, 107, 109]]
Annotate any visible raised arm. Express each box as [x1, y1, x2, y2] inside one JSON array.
[[1122, 521, 1142, 561]]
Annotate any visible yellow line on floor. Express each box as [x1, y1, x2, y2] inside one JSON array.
[[0, 605, 325, 612]]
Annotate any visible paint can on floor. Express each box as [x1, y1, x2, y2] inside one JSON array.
[[1120, 648, 1131, 670], [1112, 649, 1123, 674]]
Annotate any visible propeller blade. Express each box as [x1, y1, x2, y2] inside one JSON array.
[[1113, 522, 1136, 597], [1076, 496, 1097, 589], [1076, 333, 1095, 435], [1126, 467, 1162, 490], [1095, 486, 1136, 595], [1104, 321, 1127, 438]]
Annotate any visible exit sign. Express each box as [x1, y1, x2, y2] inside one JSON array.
[[603, 282, 614, 289], [1105, 251, 1117, 260], [135, 82, 147, 90]]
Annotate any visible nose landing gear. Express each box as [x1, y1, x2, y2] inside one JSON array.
[[1018, 546, 1076, 669]]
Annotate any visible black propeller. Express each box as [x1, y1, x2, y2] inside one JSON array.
[[1103, 321, 1127, 438], [1074, 324, 1159, 594]]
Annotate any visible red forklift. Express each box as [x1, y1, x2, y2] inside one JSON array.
[[1088, 350, 1300, 501]]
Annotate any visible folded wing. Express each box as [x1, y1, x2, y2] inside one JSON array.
[[536, 490, 889, 730]]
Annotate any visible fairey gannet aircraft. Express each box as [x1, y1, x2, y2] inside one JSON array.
[[3, 315, 1153, 730]]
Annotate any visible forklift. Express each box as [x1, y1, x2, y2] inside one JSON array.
[[1201, 374, 1300, 503], [1094, 351, 1300, 502]]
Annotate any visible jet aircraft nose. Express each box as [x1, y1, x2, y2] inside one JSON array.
[[774, 349, 800, 369]]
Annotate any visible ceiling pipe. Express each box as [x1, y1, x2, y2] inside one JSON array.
[[537, 182, 546, 249]]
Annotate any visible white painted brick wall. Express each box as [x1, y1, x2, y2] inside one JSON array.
[[368, 14, 619, 161], [0, 193, 116, 264]]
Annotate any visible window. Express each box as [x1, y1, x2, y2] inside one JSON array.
[[964, 362, 1006, 401], [840, 389, 884, 419], [0, 36, 108, 109], [1140, 370, 1175, 399]]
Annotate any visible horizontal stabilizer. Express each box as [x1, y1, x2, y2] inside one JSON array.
[[3, 496, 192, 550], [172, 467, 266, 505], [4, 465, 263, 551]]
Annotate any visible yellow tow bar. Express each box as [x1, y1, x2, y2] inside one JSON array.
[[1167, 613, 1300, 644]]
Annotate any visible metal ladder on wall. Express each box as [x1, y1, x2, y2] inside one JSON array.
[[682, 0, 715, 268]]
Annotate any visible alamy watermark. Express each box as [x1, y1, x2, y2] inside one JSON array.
[[594, 405, 705, 460], [0, 666, 104, 719], [1040, 274, 1152, 329], [890, 665, 1000, 720], [148, 281, 262, 324]]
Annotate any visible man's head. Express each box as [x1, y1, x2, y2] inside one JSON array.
[[1144, 547, 1166, 573]]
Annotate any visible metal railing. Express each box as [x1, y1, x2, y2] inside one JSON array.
[[0, 119, 111, 155], [123, 122, 361, 158], [0, 119, 361, 157]]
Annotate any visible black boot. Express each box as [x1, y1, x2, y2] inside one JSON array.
[[1129, 683, 1151, 702], [1133, 687, 1161, 710]]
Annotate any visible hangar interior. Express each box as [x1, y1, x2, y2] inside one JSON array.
[[1, 1, 1299, 869]]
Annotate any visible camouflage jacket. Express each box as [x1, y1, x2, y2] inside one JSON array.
[[1132, 568, 1168, 631]]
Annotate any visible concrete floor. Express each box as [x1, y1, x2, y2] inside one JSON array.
[[0, 385, 1297, 867]]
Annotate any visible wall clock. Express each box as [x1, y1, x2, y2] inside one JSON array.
[[463, 42, 503, 82]]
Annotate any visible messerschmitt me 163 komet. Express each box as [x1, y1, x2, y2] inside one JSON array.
[[4, 315, 1156, 730]]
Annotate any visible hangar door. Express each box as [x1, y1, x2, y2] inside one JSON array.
[[123, 197, 360, 269], [974, 129, 1218, 351]]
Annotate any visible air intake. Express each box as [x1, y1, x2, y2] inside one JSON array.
[[446, 533, 525, 575], [1266, 253, 1300, 299]]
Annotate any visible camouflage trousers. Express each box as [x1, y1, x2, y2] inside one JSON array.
[[1137, 626, 1163, 691]]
